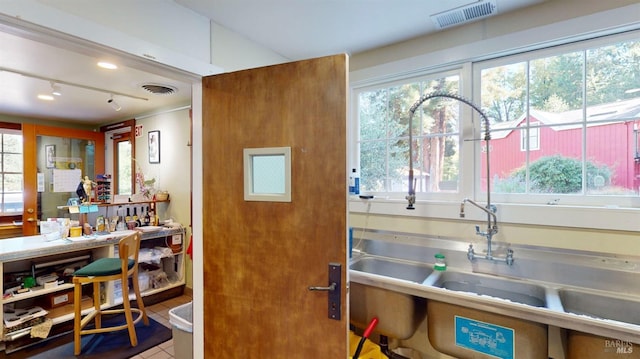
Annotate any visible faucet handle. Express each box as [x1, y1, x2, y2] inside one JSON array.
[[506, 248, 514, 265], [467, 244, 475, 261]]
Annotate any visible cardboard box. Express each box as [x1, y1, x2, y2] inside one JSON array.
[[47, 296, 92, 318], [42, 290, 74, 308]]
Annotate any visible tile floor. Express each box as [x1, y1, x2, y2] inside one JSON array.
[[130, 294, 192, 359]]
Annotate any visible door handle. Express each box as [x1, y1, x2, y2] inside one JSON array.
[[308, 282, 336, 291], [308, 263, 341, 320]]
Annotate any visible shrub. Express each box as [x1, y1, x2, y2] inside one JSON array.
[[503, 155, 611, 193]]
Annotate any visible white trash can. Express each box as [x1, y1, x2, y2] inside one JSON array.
[[169, 301, 193, 359]]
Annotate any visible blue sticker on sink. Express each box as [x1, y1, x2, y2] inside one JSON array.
[[455, 316, 514, 359]]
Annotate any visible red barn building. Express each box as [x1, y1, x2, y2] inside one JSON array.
[[482, 97, 640, 193]]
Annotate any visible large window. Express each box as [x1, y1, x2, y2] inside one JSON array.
[[477, 34, 640, 202], [354, 31, 640, 208], [0, 130, 23, 214], [357, 73, 461, 195]]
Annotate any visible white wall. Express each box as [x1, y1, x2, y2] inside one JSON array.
[[211, 22, 289, 72], [38, 0, 211, 64], [134, 108, 192, 228], [350, 0, 640, 73]]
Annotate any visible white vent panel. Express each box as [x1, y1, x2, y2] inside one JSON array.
[[432, 1, 498, 29]]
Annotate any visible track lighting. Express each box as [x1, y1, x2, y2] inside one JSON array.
[[107, 95, 121, 111], [50, 82, 62, 96], [0, 67, 149, 103]]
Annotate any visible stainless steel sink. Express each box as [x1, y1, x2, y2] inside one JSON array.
[[349, 256, 430, 339], [350, 256, 433, 283], [559, 288, 640, 325], [432, 271, 547, 307]]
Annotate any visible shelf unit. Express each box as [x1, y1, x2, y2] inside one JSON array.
[[0, 227, 185, 343], [95, 178, 111, 203]]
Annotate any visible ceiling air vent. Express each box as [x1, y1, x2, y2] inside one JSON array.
[[141, 83, 178, 95], [431, 0, 497, 29]]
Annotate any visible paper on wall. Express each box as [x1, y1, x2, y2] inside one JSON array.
[[52, 169, 81, 192]]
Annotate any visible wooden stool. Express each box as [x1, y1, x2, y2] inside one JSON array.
[[72, 231, 149, 355]]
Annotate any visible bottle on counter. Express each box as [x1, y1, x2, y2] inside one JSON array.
[[116, 206, 126, 231], [133, 207, 139, 223], [434, 253, 447, 271], [349, 168, 360, 195], [143, 206, 151, 226], [149, 203, 156, 226]]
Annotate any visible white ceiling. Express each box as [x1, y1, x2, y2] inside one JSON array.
[[0, 0, 544, 126], [0, 28, 195, 126], [177, 0, 544, 60]]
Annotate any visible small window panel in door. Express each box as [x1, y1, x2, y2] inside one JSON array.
[[243, 147, 291, 202]]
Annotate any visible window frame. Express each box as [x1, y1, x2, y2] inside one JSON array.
[[0, 127, 23, 216], [349, 20, 640, 231], [473, 30, 640, 207], [351, 66, 474, 202]]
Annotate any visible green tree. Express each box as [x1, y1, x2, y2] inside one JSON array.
[[414, 78, 459, 191], [481, 63, 526, 123], [530, 52, 583, 111], [587, 40, 640, 105], [359, 77, 460, 193], [359, 83, 422, 191]]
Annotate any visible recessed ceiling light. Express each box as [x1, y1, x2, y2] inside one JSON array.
[[97, 61, 118, 70], [38, 94, 55, 101]]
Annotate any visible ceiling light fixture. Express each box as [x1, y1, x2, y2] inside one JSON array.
[[97, 61, 118, 70], [50, 82, 62, 96], [107, 94, 122, 111], [37, 94, 55, 101]]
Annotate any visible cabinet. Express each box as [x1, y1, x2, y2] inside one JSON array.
[[0, 227, 185, 344]]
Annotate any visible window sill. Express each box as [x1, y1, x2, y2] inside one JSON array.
[[349, 197, 640, 232]]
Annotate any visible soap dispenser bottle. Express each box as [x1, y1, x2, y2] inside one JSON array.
[[349, 168, 360, 195], [434, 253, 446, 271]]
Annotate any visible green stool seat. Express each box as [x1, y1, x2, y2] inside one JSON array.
[[72, 232, 149, 355], [74, 258, 135, 277]]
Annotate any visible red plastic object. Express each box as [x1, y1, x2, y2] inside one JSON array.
[[353, 317, 379, 359], [363, 317, 379, 338]]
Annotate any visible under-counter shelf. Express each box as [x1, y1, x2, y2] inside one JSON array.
[[0, 227, 185, 344], [2, 283, 75, 305]]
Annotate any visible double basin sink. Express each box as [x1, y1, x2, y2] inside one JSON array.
[[349, 255, 640, 327]]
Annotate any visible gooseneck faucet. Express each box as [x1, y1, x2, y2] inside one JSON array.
[[405, 91, 513, 265], [406, 92, 491, 209]]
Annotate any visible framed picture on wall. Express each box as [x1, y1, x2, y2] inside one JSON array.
[[45, 145, 56, 168], [148, 131, 160, 163]]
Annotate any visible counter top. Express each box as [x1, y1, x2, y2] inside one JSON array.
[[0, 227, 184, 262]]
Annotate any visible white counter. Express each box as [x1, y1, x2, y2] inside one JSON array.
[[0, 228, 182, 262]]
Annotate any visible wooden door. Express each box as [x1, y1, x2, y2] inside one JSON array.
[[22, 124, 105, 236], [202, 54, 348, 357]]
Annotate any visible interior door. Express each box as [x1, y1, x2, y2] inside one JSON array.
[[22, 124, 104, 236], [202, 54, 348, 357]]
